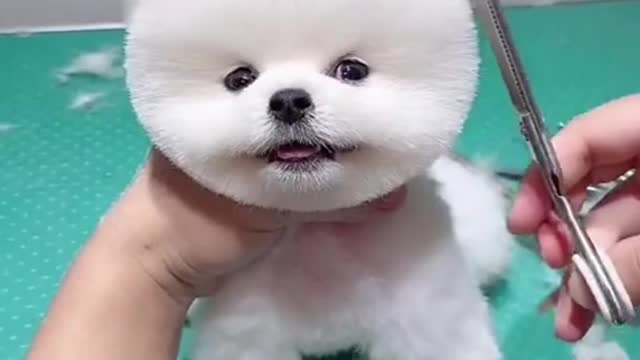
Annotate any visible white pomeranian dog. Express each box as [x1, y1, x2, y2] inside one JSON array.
[[125, 0, 514, 358]]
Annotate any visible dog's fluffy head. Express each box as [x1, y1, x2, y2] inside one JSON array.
[[125, 0, 479, 212]]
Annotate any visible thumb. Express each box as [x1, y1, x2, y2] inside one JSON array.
[[568, 234, 640, 312]]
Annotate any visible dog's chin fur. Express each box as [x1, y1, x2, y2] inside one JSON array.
[[125, 0, 479, 212]]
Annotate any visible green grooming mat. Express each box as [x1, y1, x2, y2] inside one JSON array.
[[1, 1, 639, 359]]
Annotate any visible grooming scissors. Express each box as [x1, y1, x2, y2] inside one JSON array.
[[475, 0, 636, 325]]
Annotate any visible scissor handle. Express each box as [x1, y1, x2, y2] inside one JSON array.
[[573, 249, 636, 325], [557, 195, 636, 325], [520, 97, 636, 325]]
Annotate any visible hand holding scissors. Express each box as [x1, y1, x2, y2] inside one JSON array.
[[475, 0, 638, 341]]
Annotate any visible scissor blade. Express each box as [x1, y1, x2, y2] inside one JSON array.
[[475, 0, 565, 197], [474, 0, 537, 115]]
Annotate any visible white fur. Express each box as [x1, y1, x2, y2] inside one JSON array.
[[69, 91, 106, 111], [57, 47, 123, 83], [125, 0, 513, 358], [430, 157, 514, 287]]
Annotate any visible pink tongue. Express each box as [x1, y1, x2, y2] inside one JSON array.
[[277, 147, 320, 161]]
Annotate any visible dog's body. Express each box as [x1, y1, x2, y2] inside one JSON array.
[[125, 0, 514, 358], [188, 156, 512, 359]]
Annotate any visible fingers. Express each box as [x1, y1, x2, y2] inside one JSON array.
[[560, 236, 640, 340], [555, 287, 595, 342], [567, 234, 640, 313], [509, 94, 640, 234], [536, 171, 640, 340], [565, 229, 617, 311], [584, 176, 640, 240], [607, 235, 640, 306], [508, 165, 550, 234], [538, 222, 573, 269], [566, 179, 640, 309], [509, 95, 640, 341], [551, 95, 640, 190]]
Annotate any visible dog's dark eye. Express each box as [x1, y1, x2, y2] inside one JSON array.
[[335, 59, 369, 82], [224, 66, 258, 91]]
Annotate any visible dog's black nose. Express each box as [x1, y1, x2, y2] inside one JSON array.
[[269, 88, 313, 125]]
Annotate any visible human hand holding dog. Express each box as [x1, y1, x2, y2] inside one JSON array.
[[126, 149, 408, 303], [26, 149, 406, 360], [508, 95, 640, 342]]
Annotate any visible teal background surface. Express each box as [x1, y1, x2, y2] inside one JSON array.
[[1, 1, 639, 359]]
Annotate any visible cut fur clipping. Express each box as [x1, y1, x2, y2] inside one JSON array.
[[55, 47, 122, 112], [0, 123, 18, 133], [14, 30, 33, 38], [69, 92, 107, 112], [56, 47, 124, 83]]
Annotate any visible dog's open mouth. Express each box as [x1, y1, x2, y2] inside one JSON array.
[[260, 141, 357, 170]]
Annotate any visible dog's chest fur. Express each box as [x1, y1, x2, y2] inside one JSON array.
[[190, 157, 509, 358]]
